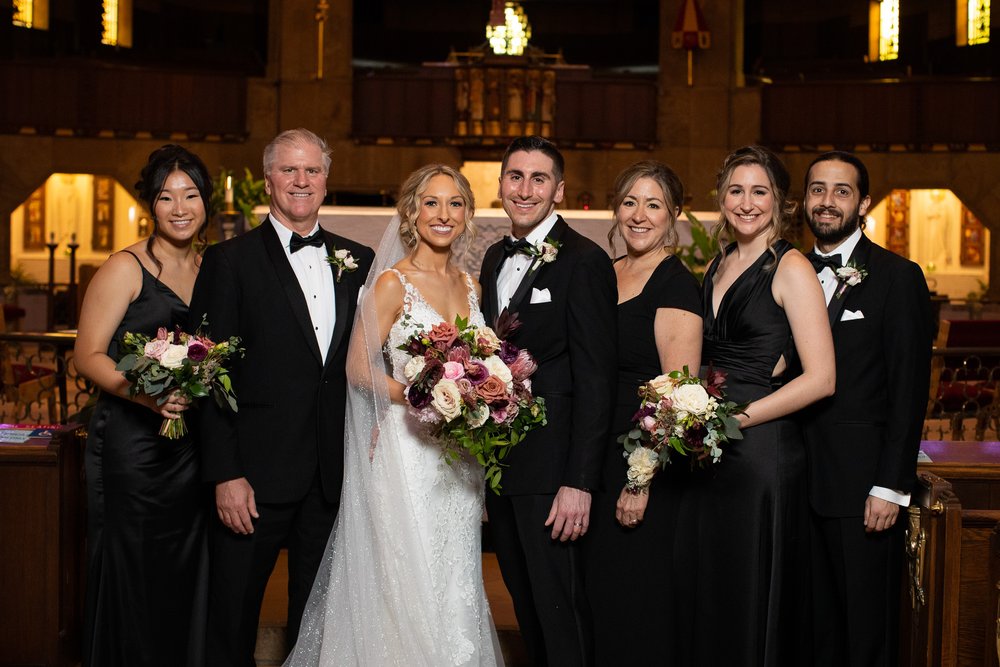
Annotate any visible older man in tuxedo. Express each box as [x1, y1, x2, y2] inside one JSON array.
[[191, 128, 374, 666], [480, 136, 617, 666], [802, 151, 932, 667]]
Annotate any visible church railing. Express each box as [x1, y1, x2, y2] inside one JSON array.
[[0, 331, 93, 426], [925, 346, 1000, 441]]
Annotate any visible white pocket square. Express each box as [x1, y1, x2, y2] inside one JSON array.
[[530, 287, 552, 304], [840, 309, 864, 321]]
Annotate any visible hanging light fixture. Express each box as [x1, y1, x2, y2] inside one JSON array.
[[486, 1, 531, 56]]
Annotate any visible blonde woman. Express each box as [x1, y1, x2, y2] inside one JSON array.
[[286, 165, 503, 666]]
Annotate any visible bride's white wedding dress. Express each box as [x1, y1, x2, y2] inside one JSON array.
[[284, 269, 503, 667]]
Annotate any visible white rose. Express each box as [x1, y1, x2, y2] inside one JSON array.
[[671, 383, 711, 417], [158, 344, 189, 369], [430, 379, 464, 421], [481, 354, 513, 387], [403, 356, 426, 382], [334, 248, 349, 259], [344, 256, 358, 270], [647, 374, 676, 398]]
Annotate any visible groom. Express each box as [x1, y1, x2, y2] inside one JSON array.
[[191, 128, 374, 666], [801, 151, 932, 667], [480, 136, 617, 666]]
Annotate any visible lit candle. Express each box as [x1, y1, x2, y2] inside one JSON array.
[[225, 176, 234, 207], [128, 206, 135, 224]]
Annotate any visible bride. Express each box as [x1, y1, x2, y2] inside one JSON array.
[[284, 165, 503, 666]]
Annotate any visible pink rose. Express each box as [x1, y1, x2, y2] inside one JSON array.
[[442, 361, 465, 381], [641, 415, 657, 431], [156, 327, 169, 341], [144, 339, 170, 360]]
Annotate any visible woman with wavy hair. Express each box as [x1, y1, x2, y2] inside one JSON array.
[[285, 164, 503, 666], [676, 145, 835, 665]]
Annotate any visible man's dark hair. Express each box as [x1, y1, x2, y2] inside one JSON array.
[[805, 150, 870, 200], [500, 136, 565, 182]]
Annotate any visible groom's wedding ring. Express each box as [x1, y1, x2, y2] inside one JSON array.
[[573, 522, 582, 527]]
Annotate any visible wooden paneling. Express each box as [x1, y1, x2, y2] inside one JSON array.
[[0, 61, 247, 138], [761, 80, 1000, 147]]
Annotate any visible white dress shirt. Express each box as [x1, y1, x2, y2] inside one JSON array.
[[813, 227, 909, 507], [270, 216, 336, 364], [496, 212, 559, 314]]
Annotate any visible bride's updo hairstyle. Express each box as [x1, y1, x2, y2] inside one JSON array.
[[607, 160, 684, 256], [395, 164, 477, 249], [712, 145, 797, 270]]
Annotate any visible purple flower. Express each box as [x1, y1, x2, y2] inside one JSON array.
[[187, 340, 209, 362], [463, 360, 489, 385], [499, 341, 520, 364]]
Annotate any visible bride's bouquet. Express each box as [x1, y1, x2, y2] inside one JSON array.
[[618, 367, 745, 493], [398, 313, 547, 492], [115, 324, 243, 439]]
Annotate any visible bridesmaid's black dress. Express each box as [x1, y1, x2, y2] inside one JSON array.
[[584, 255, 701, 666], [83, 251, 207, 667], [675, 239, 810, 666]]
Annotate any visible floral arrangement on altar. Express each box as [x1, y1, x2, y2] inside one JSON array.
[[116, 324, 243, 439], [618, 367, 745, 493], [399, 313, 547, 492]]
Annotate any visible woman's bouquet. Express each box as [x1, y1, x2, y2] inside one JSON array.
[[116, 325, 243, 439], [618, 367, 744, 493], [398, 314, 547, 492]]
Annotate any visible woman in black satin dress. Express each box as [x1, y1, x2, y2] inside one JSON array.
[[677, 146, 835, 665], [584, 161, 702, 665], [75, 145, 211, 667]]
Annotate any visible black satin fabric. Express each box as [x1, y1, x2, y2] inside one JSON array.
[[583, 256, 702, 665], [673, 240, 811, 666], [83, 252, 207, 667]]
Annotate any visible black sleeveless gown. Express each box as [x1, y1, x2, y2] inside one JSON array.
[[83, 251, 207, 667], [584, 255, 702, 665], [675, 240, 810, 665]]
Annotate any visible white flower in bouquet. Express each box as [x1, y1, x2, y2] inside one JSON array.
[[475, 327, 502, 354], [430, 379, 463, 421], [466, 403, 490, 428], [403, 356, 426, 382], [143, 338, 170, 359], [481, 354, 513, 387], [159, 344, 189, 369], [672, 383, 712, 417], [626, 446, 659, 488], [647, 373, 676, 398]]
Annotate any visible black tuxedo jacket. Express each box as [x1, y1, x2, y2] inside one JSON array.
[[803, 234, 932, 517], [480, 217, 617, 495], [189, 220, 374, 505]]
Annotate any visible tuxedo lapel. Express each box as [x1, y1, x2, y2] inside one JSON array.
[[481, 244, 503, 326], [323, 233, 349, 371], [261, 222, 324, 364], [507, 218, 568, 313], [828, 234, 873, 329]]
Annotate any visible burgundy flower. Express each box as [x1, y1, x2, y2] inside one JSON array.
[[187, 340, 209, 362], [463, 360, 489, 385], [631, 404, 656, 423], [498, 341, 520, 365], [407, 384, 432, 409]]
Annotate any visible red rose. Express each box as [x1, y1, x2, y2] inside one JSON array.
[[427, 322, 459, 348]]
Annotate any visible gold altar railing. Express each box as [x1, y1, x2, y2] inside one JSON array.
[[0, 332, 93, 425], [925, 346, 1000, 441]]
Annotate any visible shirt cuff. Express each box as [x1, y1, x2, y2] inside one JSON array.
[[869, 486, 910, 507]]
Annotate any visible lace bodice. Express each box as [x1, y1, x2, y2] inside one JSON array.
[[384, 269, 486, 383]]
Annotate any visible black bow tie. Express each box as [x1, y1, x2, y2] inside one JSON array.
[[502, 236, 532, 258], [289, 230, 325, 253], [808, 252, 842, 273]]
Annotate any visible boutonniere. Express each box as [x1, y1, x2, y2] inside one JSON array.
[[325, 247, 359, 282], [524, 238, 561, 265], [833, 261, 867, 299]]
